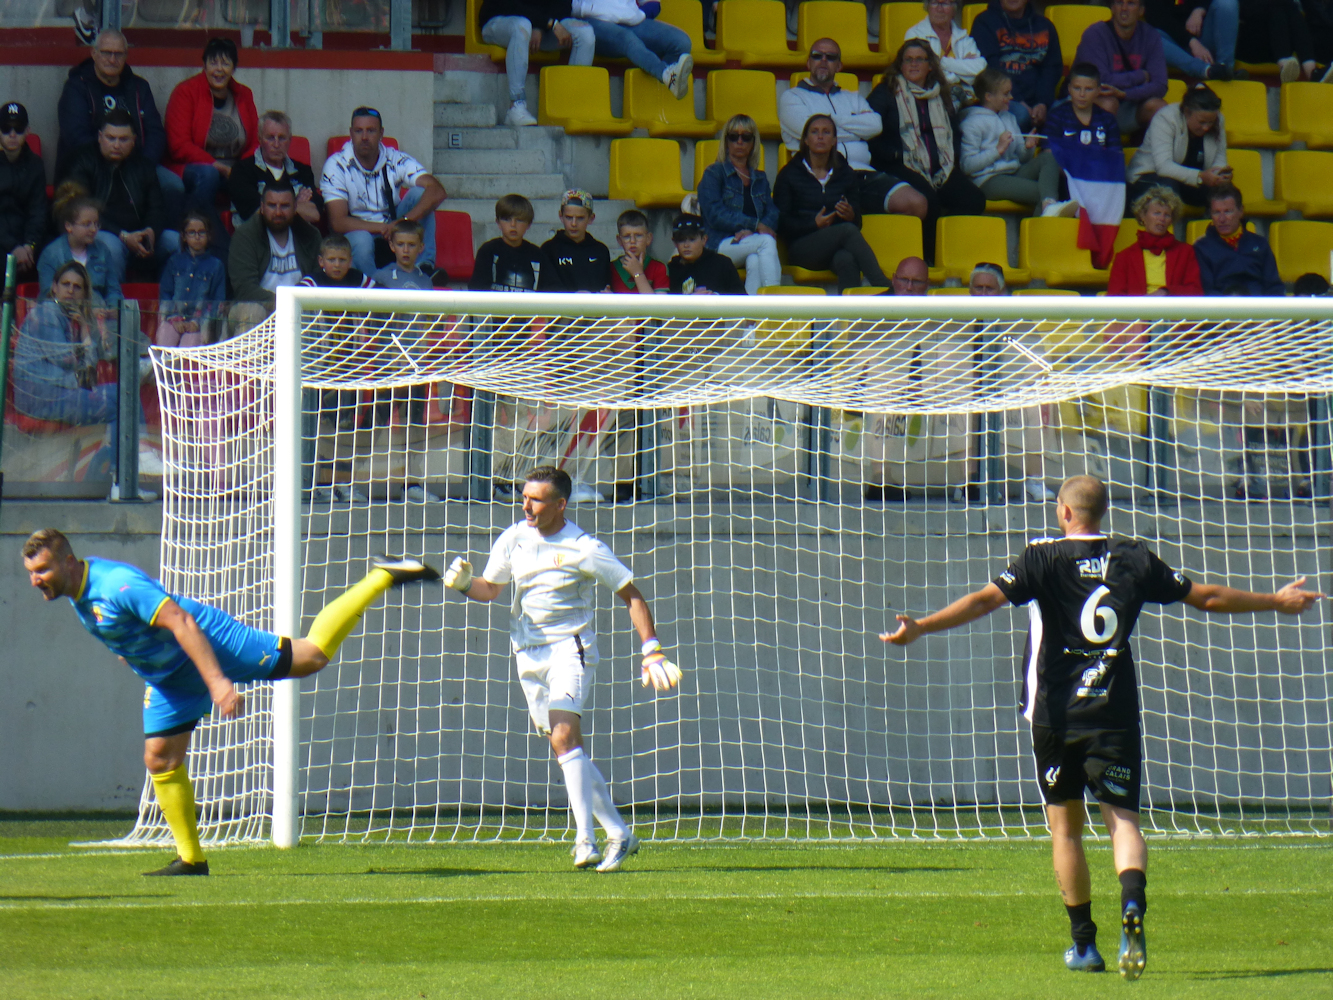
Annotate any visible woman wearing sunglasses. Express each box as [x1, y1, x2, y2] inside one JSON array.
[[696, 115, 781, 294]]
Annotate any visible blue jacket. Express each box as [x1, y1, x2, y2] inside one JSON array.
[[12, 299, 106, 394], [37, 236, 122, 304], [159, 250, 227, 323], [697, 160, 780, 251], [1193, 226, 1283, 297]]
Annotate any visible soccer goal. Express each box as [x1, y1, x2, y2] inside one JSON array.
[[121, 288, 1332, 848]]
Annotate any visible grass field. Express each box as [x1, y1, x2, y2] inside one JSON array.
[[2, 818, 1330, 999]]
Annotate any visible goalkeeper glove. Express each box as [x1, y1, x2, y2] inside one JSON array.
[[641, 638, 682, 691], [443, 557, 473, 593]]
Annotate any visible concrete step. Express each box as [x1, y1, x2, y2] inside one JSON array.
[[437, 172, 568, 199], [432, 148, 547, 175], [434, 103, 497, 128], [432, 123, 565, 150]]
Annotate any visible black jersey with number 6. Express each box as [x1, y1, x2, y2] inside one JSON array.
[[993, 535, 1192, 731]]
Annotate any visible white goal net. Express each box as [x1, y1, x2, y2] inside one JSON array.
[[121, 290, 1332, 846]]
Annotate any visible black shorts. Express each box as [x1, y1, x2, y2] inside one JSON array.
[[1031, 725, 1142, 812]]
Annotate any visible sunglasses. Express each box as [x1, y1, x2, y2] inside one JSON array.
[[809, 51, 840, 62], [351, 107, 382, 120], [0, 125, 24, 135], [726, 132, 755, 142]]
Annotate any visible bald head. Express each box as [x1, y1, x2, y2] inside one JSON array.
[[1057, 476, 1108, 526], [892, 256, 929, 295]]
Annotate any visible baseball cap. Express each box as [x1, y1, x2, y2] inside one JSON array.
[[671, 213, 706, 239], [560, 189, 594, 211], [0, 102, 28, 133]]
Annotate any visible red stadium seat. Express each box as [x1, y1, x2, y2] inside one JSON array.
[[25, 132, 41, 157], [326, 135, 399, 159], [289, 135, 312, 164], [433, 210, 475, 284]]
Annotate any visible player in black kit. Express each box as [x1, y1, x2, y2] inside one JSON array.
[[882, 476, 1325, 980]]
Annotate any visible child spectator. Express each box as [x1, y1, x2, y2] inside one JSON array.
[[38, 192, 122, 304], [372, 218, 434, 290], [156, 210, 226, 348], [470, 194, 550, 292], [542, 190, 612, 292], [667, 213, 745, 294], [300, 233, 374, 289], [611, 209, 668, 293]]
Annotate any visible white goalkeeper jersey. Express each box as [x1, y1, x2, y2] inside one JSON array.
[[482, 519, 634, 650]]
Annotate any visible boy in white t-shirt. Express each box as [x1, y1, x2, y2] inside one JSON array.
[[441, 465, 683, 871]]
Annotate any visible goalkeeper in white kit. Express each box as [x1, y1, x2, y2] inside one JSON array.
[[443, 465, 682, 871]]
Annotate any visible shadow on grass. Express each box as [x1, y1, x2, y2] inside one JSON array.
[[679, 865, 970, 874], [284, 868, 513, 878], [1176, 968, 1333, 980]]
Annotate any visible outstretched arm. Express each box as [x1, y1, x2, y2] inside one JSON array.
[[616, 582, 657, 646], [154, 600, 242, 718], [881, 582, 1010, 646], [442, 557, 505, 602], [1183, 577, 1327, 615]]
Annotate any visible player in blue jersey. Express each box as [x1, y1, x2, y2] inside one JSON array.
[[22, 528, 439, 876], [881, 476, 1325, 980]]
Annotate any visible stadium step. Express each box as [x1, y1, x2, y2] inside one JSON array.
[[432, 148, 547, 175], [432, 124, 566, 150], [434, 102, 497, 128], [436, 172, 568, 199]]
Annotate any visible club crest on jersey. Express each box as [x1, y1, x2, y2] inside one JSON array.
[[999, 570, 1016, 585], [1076, 658, 1110, 698], [91, 605, 105, 623], [1076, 555, 1110, 580], [1044, 766, 1061, 786]]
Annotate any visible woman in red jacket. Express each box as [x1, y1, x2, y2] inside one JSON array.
[[164, 37, 258, 249], [1108, 185, 1202, 296]]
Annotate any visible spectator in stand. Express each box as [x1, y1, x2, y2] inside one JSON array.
[[779, 39, 926, 220], [542, 190, 612, 291], [906, 0, 988, 103], [1127, 83, 1228, 209], [228, 179, 320, 318], [1237, 0, 1319, 82], [961, 67, 1071, 216], [1108, 185, 1201, 295], [55, 29, 182, 213], [164, 37, 258, 247], [322, 107, 446, 278], [228, 111, 321, 226], [610, 209, 668, 293], [66, 109, 178, 278], [300, 234, 374, 290], [11, 260, 116, 425], [372, 219, 435, 290], [1074, 0, 1168, 135], [38, 193, 121, 304], [867, 41, 986, 265], [575, 0, 693, 100], [697, 114, 782, 295], [480, 0, 595, 127], [1193, 184, 1282, 296], [0, 103, 49, 275], [667, 213, 745, 294], [1144, 0, 1241, 81], [889, 256, 930, 294], [970, 0, 1062, 131], [775, 114, 891, 293], [156, 211, 226, 348], [471, 193, 551, 291]]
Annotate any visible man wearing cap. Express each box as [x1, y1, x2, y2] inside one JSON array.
[[668, 213, 745, 294], [321, 107, 447, 279], [0, 103, 48, 275], [541, 190, 612, 292]]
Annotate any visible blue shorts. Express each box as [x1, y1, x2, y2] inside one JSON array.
[[142, 608, 291, 736]]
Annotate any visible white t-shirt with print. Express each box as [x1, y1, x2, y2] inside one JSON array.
[[261, 227, 302, 292], [320, 141, 429, 224]]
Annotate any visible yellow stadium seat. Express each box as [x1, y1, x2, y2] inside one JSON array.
[[656, 0, 727, 66], [1165, 79, 1187, 105], [1205, 81, 1292, 148], [843, 286, 890, 294], [929, 286, 972, 295], [465, 0, 557, 62], [798, 1, 882, 69], [623, 69, 717, 138], [1123, 146, 1136, 168], [1112, 218, 1139, 255], [861, 214, 945, 283], [1019, 217, 1109, 287], [705, 70, 783, 138], [1234, 59, 1278, 78], [1279, 82, 1333, 150], [1274, 150, 1333, 218], [1226, 148, 1287, 216], [1014, 287, 1082, 296], [1185, 218, 1254, 244], [878, 2, 923, 62], [1268, 220, 1333, 284], [538, 66, 634, 134], [693, 139, 767, 189], [778, 143, 791, 170], [985, 199, 1029, 214], [936, 215, 1031, 285], [716, 0, 805, 68], [789, 71, 861, 91], [961, 3, 986, 31], [778, 237, 838, 284], [1045, 4, 1109, 71], [608, 138, 690, 207], [758, 284, 826, 294]]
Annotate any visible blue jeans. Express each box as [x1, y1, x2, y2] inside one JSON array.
[[1155, 0, 1239, 77], [481, 15, 596, 104], [587, 17, 690, 79], [13, 379, 117, 425], [345, 185, 438, 273], [96, 228, 181, 279]]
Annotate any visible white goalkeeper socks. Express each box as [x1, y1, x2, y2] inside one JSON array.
[[584, 756, 631, 841], [557, 748, 596, 844]]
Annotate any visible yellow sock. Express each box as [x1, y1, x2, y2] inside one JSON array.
[[305, 567, 395, 658], [150, 766, 206, 865]]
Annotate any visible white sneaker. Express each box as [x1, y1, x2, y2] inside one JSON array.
[[333, 485, 370, 505], [1041, 199, 1080, 218], [504, 102, 538, 127], [569, 481, 605, 503], [671, 53, 692, 99], [596, 832, 640, 872], [573, 841, 602, 869], [1025, 477, 1056, 502], [1322, 62, 1333, 84], [405, 484, 442, 502], [1278, 56, 1300, 83]]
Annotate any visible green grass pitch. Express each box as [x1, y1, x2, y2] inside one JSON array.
[[2, 818, 1330, 999]]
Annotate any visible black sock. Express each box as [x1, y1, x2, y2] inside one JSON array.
[[1119, 868, 1147, 915], [1066, 901, 1097, 947]]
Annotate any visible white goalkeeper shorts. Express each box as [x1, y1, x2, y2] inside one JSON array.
[[515, 632, 598, 735]]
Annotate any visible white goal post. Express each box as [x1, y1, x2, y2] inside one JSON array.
[[127, 288, 1332, 848]]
